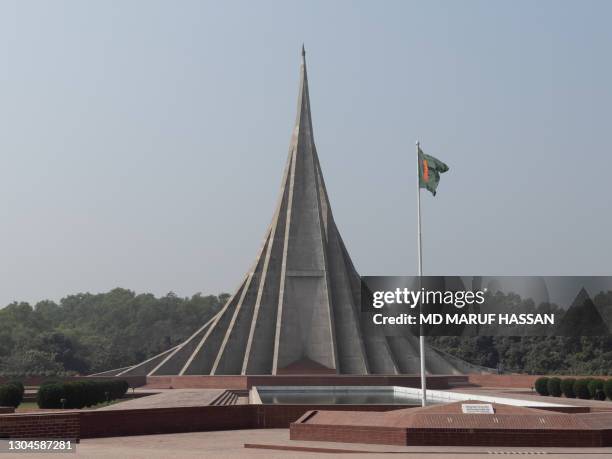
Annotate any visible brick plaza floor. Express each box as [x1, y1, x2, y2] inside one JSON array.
[[18, 428, 612, 458]]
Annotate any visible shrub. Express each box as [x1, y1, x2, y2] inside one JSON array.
[[0, 384, 23, 408], [36, 383, 65, 408], [80, 381, 102, 407], [547, 377, 562, 397], [574, 379, 592, 399], [561, 378, 576, 398], [588, 379, 605, 399], [36, 379, 129, 409], [594, 389, 607, 401], [63, 382, 89, 409], [534, 377, 549, 396], [604, 379, 612, 400], [3, 381, 25, 407], [7, 380, 25, 397], [108, 380, 129, 400], [90, 381, 107, 405]]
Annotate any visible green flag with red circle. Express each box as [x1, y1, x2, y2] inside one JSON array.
[[418, 146, 449, 196]]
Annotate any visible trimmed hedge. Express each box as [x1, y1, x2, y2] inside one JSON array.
[[574, 379, 592, 399], [37, 379, 129, 409], [594, 388, 607, 401], [561, 378, 576, 398], [36, 382, 65, 408], [605, 379, 612, 401], [534, 377, 549, 396], [547, 377, 562, 397], [588, 379, 605, 400], [0, 382, 24, 408], [7, 380, 25, 397], [532, 377, 612, 400]]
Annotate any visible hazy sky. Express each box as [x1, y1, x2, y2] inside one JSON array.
[[1, 0, 611, 307]]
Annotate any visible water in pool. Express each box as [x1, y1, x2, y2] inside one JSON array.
[[257, 389, 436, 405]]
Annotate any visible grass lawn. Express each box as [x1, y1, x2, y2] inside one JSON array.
[[15, 399, 122, 412], [15, 401, 39, 412]]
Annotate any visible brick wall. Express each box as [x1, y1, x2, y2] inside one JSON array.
[[146, 375, 248, 389], [252, 404, 406, 428], [145, 374, 468, 389], [291, 423, 610, 447], [0, 404, 405, 439], [3, 404, 612, 446], [0, 413, 79, 439], [247, 375, 467, 389], [80, 405, 255, 438], [467, 374, 541, 388], [291, 423, 406, 445]]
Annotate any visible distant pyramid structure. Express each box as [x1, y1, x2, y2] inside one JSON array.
[[99, 48, 481, 376], [555, 287, 610, 336]]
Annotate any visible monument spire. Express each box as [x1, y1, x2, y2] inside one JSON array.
[[104, 49, 477, 377]]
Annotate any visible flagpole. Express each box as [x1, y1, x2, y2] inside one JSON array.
[[416, 140, 426, 407]]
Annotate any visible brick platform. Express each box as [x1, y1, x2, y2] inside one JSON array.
[[290, 400, 612, 447], [3, 399, 612, 447]]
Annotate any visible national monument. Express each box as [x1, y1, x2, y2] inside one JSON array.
[[100, 48, 478, 377]]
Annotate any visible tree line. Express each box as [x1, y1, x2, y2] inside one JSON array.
[[429, 290, 612, 375], [1, 287, 612, 376], [0, 288, 226, 376]]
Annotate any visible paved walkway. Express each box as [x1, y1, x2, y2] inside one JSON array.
[[450, 386, 612, 409], [24, 429, 612, 458], [96, 389, 224, 410]]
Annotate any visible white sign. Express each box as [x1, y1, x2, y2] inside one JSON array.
[[461, 403, 494, 414]]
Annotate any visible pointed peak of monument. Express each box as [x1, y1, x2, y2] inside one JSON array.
[[294, 44, 313, 143]]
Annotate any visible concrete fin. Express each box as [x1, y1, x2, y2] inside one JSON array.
[[116, 346, 179, 377], [243, 152, 292, 374], [151, 320, 214, 375], [315, 162, 368, 374], [360, 315, 399, 374], [212, 238, 269, 374], [89, 366, 133, 377], [181, 280, 247, 375], [387, 336, 421, 374], [146, 313, 220, 376]]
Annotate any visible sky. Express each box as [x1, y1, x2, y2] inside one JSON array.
[[1, 0, 611, 307]]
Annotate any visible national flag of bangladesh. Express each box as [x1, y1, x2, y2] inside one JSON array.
[[418, 146, 449, 196]]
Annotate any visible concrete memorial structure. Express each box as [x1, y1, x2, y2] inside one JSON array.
[[101, 48, 479, 377]]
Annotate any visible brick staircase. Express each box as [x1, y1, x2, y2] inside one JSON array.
[[210, 390, 246, 406]]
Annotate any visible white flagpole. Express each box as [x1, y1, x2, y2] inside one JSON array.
[[416, 140, 426, 407]]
